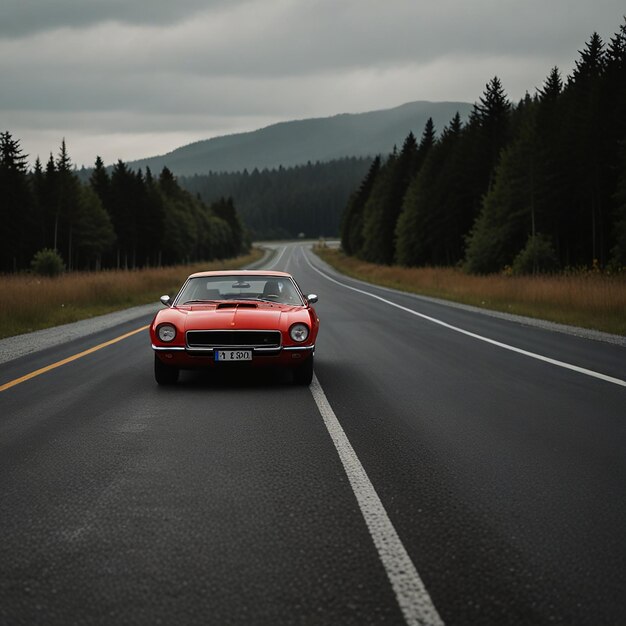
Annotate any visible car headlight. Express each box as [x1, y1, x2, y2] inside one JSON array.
[[157, 324, 176, 342], [289, 323, 309, 343]]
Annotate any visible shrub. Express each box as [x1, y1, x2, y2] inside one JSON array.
[[31, 248, 65, 277], [511, 234, 559, 276]]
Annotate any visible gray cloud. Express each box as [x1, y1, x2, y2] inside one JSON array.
[[0, 0, 246, 38], [2, 0, 625, 166]]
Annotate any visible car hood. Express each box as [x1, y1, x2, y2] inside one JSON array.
[[181, 304, 297, 331]]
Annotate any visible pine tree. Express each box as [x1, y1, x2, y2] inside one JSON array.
[[426, 114, 468, 265], [571, 32, 606, 83], [109, 160, 137, 268], [0, 131, 29, 171], [532, 66, 571, 264], [31, 157, 47, 254], [473, 76, 511, 188], [42, 153, 58, 251], [561, 32, 608, 265], [395, 114, 466, 266], [54, 139, 81, 268], [417, 118, 436, 162], [74, 186, 116, 270], [0, 132, 35, 271], [465, 103, 545, 273], [361, 131, 422, 264], [394, 158, 434, 267], [340, 156, 381, 256], [158, 166, 180, 197], [538, 66, 563, 102], [442, 78, 513, 272], [90, 156, 110, 208], [159, 167, 199, 265]]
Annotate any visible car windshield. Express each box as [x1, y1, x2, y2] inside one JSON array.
[[177, 275, 304, 306]]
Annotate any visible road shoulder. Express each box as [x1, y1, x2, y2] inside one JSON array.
[[308, 246, 626, 347], [0, 303, 160, 366]]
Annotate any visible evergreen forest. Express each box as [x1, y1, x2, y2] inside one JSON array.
[[0, 139, 247, 273], [180, 158, 372, 241], [341, 21, 626, 273]]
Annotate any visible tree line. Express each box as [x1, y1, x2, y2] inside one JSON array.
[[341, 20, 626, 273], [0, 137, 247, 273], [181, 157, 372, 240]]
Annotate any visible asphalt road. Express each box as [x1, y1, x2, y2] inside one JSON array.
[[1, 242, 625, 626]]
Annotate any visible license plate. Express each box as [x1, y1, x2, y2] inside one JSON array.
[[215, 350, 252, 361]]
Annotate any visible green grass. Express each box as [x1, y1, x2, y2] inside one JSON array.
[[314, 247, 626, 336], [0, 249, 264, 339]]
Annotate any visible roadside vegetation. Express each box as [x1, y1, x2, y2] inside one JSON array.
[[0, 136, 249, 274], [0, 249, 263, 339], [315, 247, 626, 336]]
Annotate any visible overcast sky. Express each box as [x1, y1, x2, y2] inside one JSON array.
[[1, 0, 624, 168]]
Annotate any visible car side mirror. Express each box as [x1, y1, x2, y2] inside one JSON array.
[[160, 295, 172, 307], [307, 294, 318, 304]]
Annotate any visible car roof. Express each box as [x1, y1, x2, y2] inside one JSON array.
[[187, 270, 293, 279]]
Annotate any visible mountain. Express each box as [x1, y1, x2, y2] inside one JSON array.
[[126, 101, 473, 176]]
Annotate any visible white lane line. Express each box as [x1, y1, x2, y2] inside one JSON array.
[[303, 249, 626, 389], [282, 245, 294, 272], [310, 375, 444, 626], [265, 245, 287, 270]]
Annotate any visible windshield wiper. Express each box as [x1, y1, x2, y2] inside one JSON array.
[[181, 299, 220, 304], [250, 297, 282, 303]]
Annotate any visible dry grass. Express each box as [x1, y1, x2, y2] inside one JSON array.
[[0, 249, 264, 339], [315, 248, 626, 336]]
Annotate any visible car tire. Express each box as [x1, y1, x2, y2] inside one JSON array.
[[292, 353, 314, 386], [154, 354, 179, 385]]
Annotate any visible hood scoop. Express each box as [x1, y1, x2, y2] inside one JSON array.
[[216, 302, 258, 309]]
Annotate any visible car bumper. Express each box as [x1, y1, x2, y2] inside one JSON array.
[[152, 344, 314, 369]]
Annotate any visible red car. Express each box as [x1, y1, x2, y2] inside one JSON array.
[[150, 270, 319, 386]]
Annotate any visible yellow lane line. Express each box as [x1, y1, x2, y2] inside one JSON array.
[[0, 325, 150, 393]]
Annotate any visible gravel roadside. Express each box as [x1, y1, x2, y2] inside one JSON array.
[[0, 303, 160, 365]]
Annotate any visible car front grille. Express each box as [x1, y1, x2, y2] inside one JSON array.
[[186, 330, 282, 349]]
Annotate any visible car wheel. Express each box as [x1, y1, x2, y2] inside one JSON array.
[[292, 353, 314, 386], [154, 354, 179, 385]]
